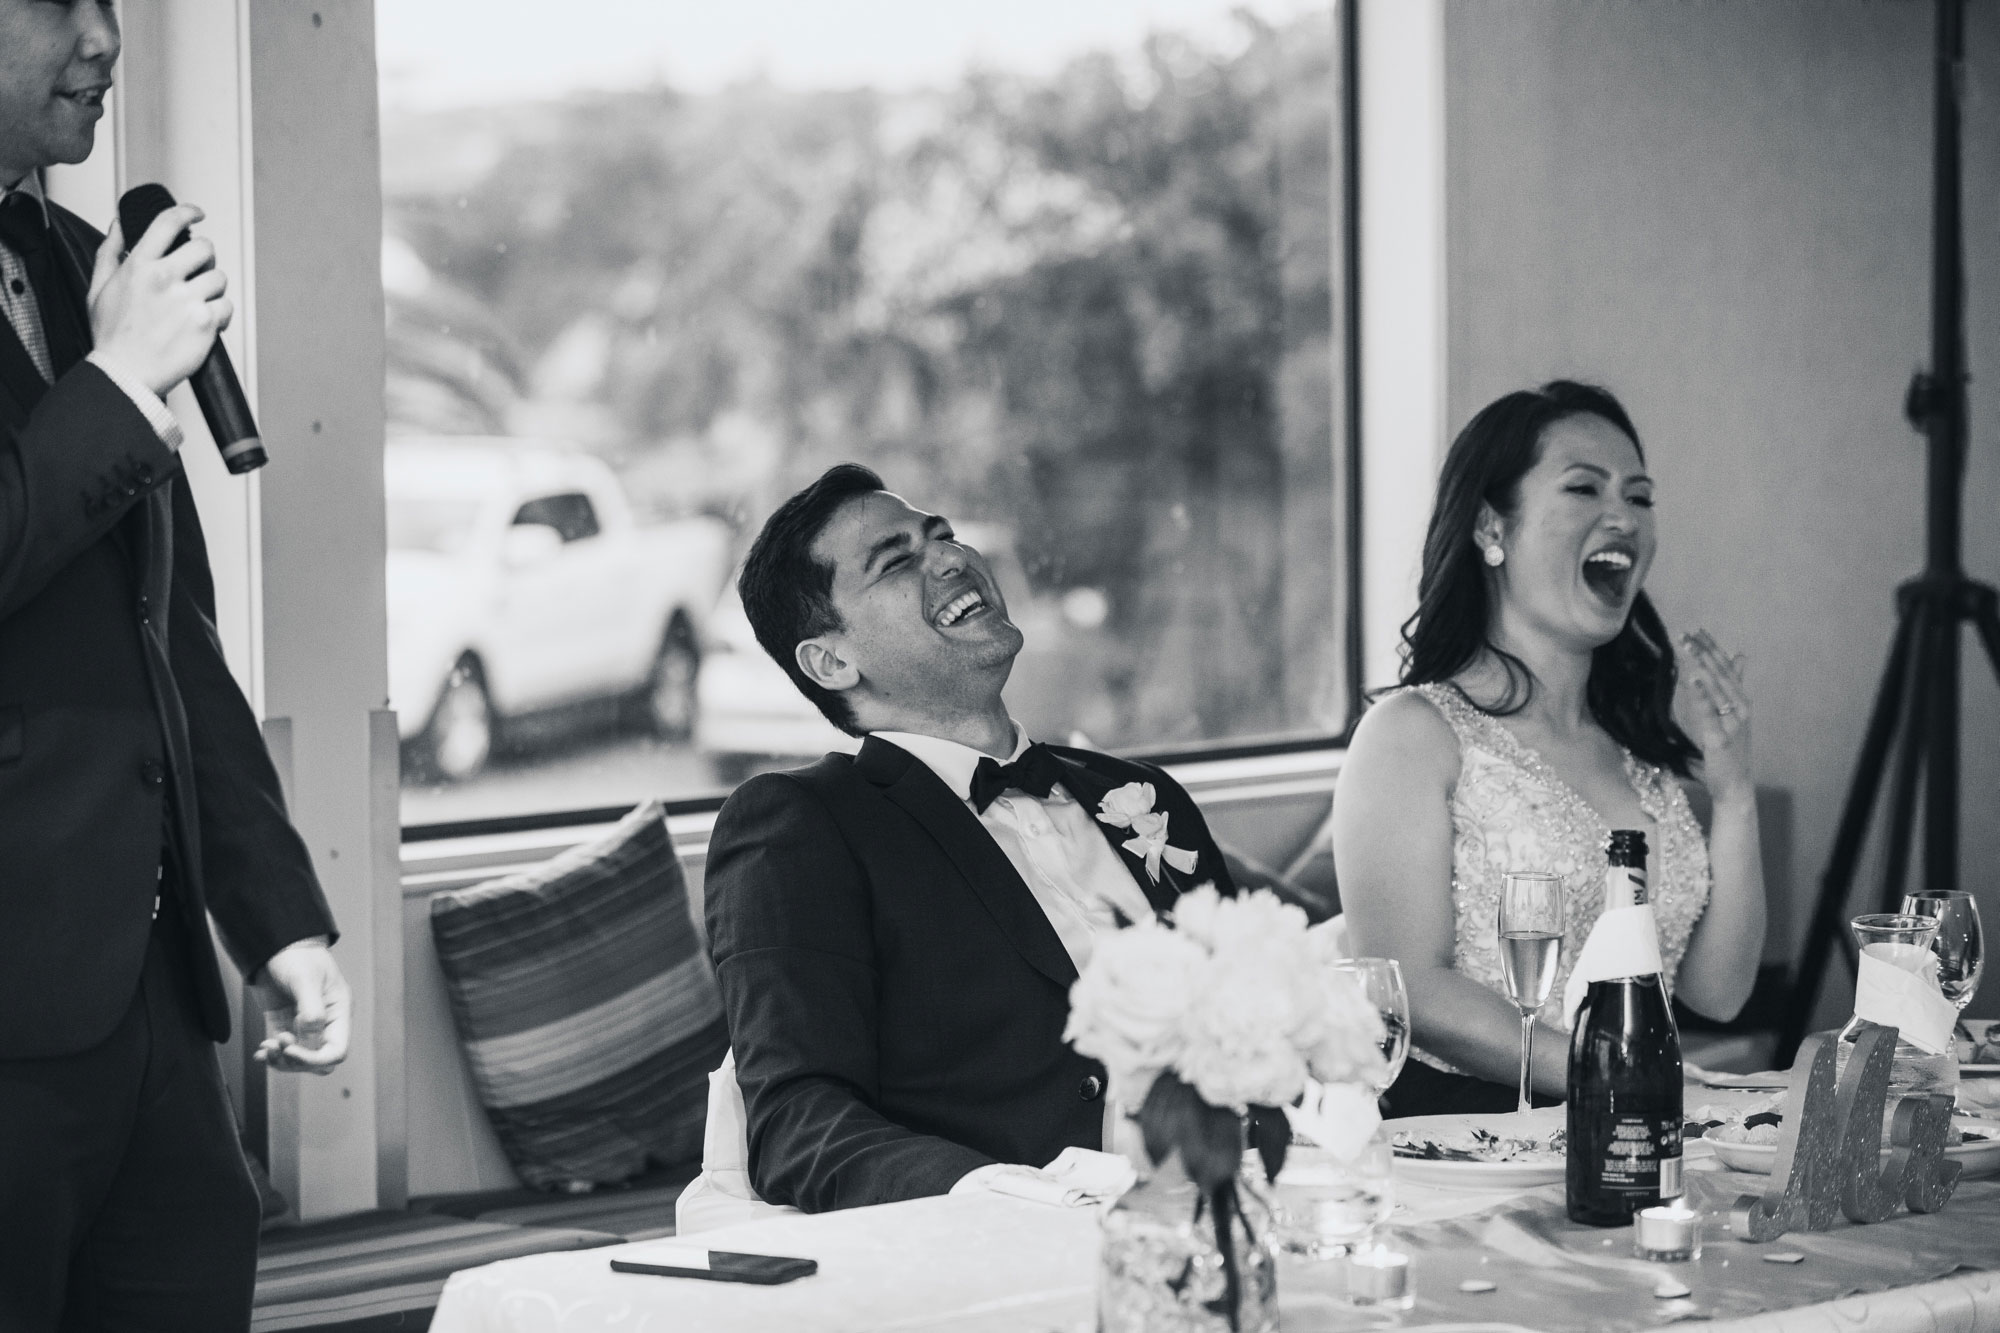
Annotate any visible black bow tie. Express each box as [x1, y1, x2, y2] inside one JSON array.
[[0, 192, 49, 257], [969, 742, 1065, 814]]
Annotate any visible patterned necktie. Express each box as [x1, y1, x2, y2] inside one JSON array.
[[969, 741, 1066, 814]]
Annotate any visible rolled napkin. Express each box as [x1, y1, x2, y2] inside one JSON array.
[[967, 1147, 1138, 1208], [1561, 903, 1666, 1027], [1853, 942, 1957, 1056], [1285, 1078, 1380, 1160]]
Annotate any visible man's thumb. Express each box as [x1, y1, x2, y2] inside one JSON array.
[[88, 222, 122, 304], [291, 976, 327, 1037]]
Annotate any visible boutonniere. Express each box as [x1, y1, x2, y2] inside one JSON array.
[[1096, 782, 1199, 883]]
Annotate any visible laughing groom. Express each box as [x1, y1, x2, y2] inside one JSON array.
[[705, 464, 1235, 1213]]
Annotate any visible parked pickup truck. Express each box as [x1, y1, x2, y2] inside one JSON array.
[[386, 437, 732, 781]]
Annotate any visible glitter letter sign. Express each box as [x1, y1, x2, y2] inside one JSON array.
[[1730, 1023, 1960, 1242]]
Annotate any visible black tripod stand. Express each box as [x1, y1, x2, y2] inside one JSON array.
[[1776, 0, 2000, 1065]]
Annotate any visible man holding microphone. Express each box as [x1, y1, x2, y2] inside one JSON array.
[[0, 1, 350, 1328]]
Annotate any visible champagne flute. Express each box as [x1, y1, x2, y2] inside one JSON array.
[[1334, 957, 1410, 1095], [1901, 890, 1985, 1011], [1498, 872, 1566, 1115]]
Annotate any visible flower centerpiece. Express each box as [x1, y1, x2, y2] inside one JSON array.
[[1066, 885, 1387, 1333]]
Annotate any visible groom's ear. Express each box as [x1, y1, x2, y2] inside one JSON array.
[[796, 637, 860, 694]]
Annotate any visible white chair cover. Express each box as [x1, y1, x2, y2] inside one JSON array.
[[673, 1049, 803, 1234]]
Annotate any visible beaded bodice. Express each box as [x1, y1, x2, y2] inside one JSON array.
[[1398, 683, 1711, 1074]]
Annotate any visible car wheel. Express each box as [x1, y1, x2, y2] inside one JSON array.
[[643, 620, 700, 742], [416, 658, 494, 783]]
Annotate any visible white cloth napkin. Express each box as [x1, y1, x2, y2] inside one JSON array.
[[1853, 943, 1957, 1055], [1561, 904, 1666, 1026], [974, 1147, 1138, 1208]]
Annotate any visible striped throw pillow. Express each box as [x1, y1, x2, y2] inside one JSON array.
[[429, 801, 728, 1189]]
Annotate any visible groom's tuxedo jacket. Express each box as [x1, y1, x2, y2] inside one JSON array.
[[704, 734, 1236, 1213], [0, 200, 335, 1059]]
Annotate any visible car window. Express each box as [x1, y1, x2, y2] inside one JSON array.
[[511, 492, 601, 543]]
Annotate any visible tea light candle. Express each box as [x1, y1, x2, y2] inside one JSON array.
[[1345, 1247, 1413, 1310], [1633, 1202, 1703, 1262]]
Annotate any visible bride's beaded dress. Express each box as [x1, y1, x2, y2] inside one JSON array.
[[1392, 683, 1711, 1075]]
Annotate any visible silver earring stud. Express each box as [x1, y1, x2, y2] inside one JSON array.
[[1482, 544, 1505, 567]]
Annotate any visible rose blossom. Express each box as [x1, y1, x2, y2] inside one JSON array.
[[1064, 921, 1209, 1107], [1170, 884, 1223, 948], [1176, 956, 1312, 1109], [1097, 782, 1159, 826]]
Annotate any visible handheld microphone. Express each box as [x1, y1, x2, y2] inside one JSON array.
[[116, 183, 267, 474]]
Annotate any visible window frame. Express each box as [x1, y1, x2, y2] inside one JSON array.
[[398, 0, 1368, 847]]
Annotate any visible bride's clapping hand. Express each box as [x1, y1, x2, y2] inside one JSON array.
[[1678, 629, 1752, 803]]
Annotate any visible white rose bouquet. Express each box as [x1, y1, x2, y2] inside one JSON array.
[[1069, 887, 1386, 1332], [1065, 885, 1387, 1187]]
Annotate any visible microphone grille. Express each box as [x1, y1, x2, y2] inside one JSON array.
[[117, 183, 179, 251]]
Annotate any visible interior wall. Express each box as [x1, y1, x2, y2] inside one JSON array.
[[1443, 1, 1999, 1022]]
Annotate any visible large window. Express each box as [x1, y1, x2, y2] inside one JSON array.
[[381, 1, 1355, 828]]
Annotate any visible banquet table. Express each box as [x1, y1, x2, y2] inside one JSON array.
[[430, 1131, 2000, 1332]]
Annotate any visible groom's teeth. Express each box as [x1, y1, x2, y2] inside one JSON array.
[[936, 591, 984, 626]]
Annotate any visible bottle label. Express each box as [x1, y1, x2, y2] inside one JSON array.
[[1598, 1116, 1680, 1195], [1604, 866, 1648, 911]]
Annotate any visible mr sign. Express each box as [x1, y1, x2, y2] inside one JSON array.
[[1731, 1023, 1960, 1242]]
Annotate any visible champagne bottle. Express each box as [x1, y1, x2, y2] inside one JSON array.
[[1565, 829, 1683, 1226]]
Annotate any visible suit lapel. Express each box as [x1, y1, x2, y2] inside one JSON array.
[[858, 736, 1079, 990], [0, 316, 48, 417], [1053, 753, 1179, 918]]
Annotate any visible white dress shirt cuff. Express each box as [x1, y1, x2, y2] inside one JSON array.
[[87, 351, 184, 453]]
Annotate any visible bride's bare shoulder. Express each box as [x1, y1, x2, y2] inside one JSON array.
[[1343, 688, 1461, 785]]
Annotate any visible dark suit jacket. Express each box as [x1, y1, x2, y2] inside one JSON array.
[[0, 199, 336, 1059], [703, 735, 1236, 1213]]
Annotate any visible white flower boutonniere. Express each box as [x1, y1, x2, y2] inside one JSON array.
[[1096, 781, 1199, 883]]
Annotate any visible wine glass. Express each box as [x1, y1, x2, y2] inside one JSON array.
[[1901, 890, 1985, 1011], [1498, 872, 1566, 1115], [1272, 959, 1408, 1261], [1333, 957, 1410, 1095]]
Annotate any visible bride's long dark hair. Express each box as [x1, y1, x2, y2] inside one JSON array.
[[1398, 380, 1698, 777]]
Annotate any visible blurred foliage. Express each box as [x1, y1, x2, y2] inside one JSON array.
[[381, 8, 1346, 746]]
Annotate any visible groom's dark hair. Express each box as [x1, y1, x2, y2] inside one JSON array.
[[739, 463, 886, 736]]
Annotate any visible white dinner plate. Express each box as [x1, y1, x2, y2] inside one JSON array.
[[1707, 1118, 2000, 1178], [1388, 1109, 1567, 1189]]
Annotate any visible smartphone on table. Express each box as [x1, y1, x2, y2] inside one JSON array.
[[610, 1251, 817, 1285]]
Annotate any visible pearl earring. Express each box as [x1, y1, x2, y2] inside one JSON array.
[[1482, 543, 1505, 567]]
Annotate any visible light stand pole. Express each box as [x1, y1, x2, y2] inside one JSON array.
[[1776, 0, 2000, 1065]]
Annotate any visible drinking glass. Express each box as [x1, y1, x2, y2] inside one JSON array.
[[1498, 872, 1566, 1115], [1270, 1134, 1395, 1260], [1841, 913, 1955, 1095], [1334, 957, 1410, 1095], [1901, 890, 1985, 1011]]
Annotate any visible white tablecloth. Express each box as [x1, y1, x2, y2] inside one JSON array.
[[430, 1187, 2000, 1333]]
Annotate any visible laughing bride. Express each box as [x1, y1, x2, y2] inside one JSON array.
[[1333, 380, 1767, 1117]]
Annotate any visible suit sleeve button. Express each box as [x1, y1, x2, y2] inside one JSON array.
[[140, 760, 165, 788], [1080, 1074, 1104, 1101]]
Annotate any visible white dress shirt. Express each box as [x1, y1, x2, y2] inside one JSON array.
[[0, 171, 183, 450], [873, 724, 1158, 1167], [872, 724, 1158, 976]]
